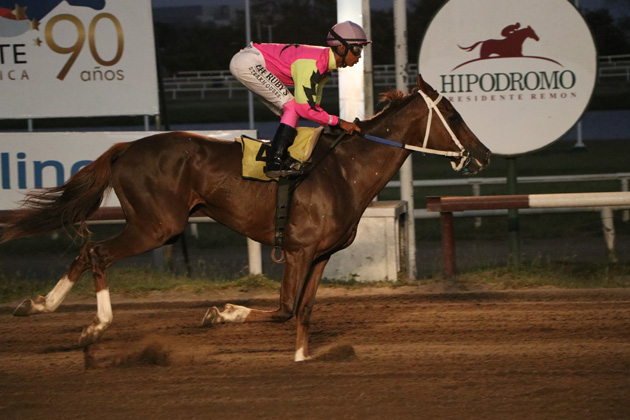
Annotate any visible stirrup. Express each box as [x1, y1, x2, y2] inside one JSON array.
[[265, 166, 303, 178], [264, 157, 302, 178]]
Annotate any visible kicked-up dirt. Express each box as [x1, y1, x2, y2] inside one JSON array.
[[1, 287, 629, 419]]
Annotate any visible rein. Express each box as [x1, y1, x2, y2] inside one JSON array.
[[360, 90, 471, 172], [271, 89, 470, 260]]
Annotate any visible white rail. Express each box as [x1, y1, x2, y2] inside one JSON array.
[[385, 172, 630, 223]]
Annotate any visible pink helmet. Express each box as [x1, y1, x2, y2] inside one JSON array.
[[327, 21, 372, 47]]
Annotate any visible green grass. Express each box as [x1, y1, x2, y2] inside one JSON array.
[[2, 261, 628, 305], [0, 270, 280, 304], [457, 262, 630, 290]]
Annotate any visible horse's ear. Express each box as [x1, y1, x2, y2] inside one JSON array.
[[417, 74, 428, 92]]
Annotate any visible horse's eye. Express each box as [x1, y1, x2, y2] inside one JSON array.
[[447, 113, 460, 125]]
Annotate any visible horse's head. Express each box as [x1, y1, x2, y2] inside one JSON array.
[[415, 74, 491, 175], [524, 25, 540, 42]]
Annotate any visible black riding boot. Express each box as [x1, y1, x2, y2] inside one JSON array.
[[264, 123, 302, 178]]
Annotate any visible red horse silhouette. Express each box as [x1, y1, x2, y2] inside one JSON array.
[[453, 24, 561, 70], [460, 23, 539, 58]]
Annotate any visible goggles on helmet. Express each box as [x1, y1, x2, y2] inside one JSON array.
[[329, 29, 364, 56]]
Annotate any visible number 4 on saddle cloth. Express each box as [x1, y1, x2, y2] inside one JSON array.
[[237, 126, 323, 181]]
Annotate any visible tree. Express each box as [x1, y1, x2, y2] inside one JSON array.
[[584, 9, 630, 55], [407, 0, 447, 64]]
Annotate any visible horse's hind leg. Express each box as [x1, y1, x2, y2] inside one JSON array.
[[77, 240, 116, 347], [15, 217, 185, 347], [13, 246, 93, 317], [77, 222, 185, 347]]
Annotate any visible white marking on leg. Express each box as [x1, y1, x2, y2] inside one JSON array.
[[96, 288, 113, 325], [219, 304, 251, 323], [200, 303, 252, 326], [26, 276, 74, 314], [78, 288, 112, 347], [43, 276, 73, 312], [294, 347, 310, 362]]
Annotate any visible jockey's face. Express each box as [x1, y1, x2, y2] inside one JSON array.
[[344, 44, 362, 67]]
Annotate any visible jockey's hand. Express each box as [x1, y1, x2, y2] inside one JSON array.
[[338, 119, 361, 134]]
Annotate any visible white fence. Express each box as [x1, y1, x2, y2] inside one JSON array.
[[385, 172, 630, 222], [598, 54, 630, 81], [162, 54, 630, 99]]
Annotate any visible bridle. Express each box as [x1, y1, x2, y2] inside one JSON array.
[[359, 89, 471, 172], [415, 89, 471, 172]]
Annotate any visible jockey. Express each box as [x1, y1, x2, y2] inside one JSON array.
[[501, 22, 521, 38], [230, 20, 372, 178]]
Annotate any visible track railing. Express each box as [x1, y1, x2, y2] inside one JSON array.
[[386, 172, 630, 223], [427, 192, 630, 279]]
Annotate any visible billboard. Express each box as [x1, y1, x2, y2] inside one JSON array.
[[0, 0, 159, 118], [419, 0, 597, 156], [0, 130, 256, 210]]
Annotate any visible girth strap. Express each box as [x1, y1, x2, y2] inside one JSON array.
[[271, 131, 346, 263], [274, 177, 293, 257]]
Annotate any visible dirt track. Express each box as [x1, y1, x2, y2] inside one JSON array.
[[1, 288, 629, 419]]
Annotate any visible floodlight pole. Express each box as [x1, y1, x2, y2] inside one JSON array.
[[245, 0, 262, 275], [574, 0, 586, 149], [394, 0, 417, 279]]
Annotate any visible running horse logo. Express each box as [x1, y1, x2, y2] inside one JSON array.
[[0, 0, 105, 38], [453, 23, 562, 70]]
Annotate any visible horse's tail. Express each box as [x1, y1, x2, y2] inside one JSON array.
[[1, 142, 132, 243], [458, 41, 483, 52]]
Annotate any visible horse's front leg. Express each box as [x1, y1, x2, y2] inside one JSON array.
[[294, 257, 329, 362], [200, 249, 314, 327]]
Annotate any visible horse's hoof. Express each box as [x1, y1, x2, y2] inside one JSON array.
[[78, 328, 97, 348], [13, 298, 34, 316], [294, 347, 311, 362], [79, 319, 108, 348], [13, 295, 47, 316], [200, 307, 221, 327]]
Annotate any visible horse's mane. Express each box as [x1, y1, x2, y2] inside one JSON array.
[[367, 87, 419, 122], [379, 89, 406, 104]]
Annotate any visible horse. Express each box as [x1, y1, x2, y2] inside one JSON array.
[[459, 25, 539, 59], [2, 75, 491, 362]]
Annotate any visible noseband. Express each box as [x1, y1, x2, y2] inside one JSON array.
[[416, 90, 471, 172]]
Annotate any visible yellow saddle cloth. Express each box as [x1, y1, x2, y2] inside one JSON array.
[[237, 126, 322, 181]]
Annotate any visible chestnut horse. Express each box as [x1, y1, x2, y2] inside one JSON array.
[[2, 75, 490, 361]]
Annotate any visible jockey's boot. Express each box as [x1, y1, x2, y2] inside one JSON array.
[[264, 123, 302, 178]]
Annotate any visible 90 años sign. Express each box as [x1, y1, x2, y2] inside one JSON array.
[[0, 0, 158, 119], [419, 0, 597, 156]]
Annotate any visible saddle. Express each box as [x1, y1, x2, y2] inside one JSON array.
[[237, 126, 323, 181]]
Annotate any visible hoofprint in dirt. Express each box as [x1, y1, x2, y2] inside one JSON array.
[[1, 288, 629, 420]]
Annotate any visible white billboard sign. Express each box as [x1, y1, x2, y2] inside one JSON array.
[[419, 0, 597, 156], [0, 130, 255, 211], [0, 0, 159, 119]]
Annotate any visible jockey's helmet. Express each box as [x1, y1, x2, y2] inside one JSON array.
[[327, 21, 372, 49]]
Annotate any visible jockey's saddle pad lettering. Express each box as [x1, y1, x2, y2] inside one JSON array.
[[237, 126, 322, 181]]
